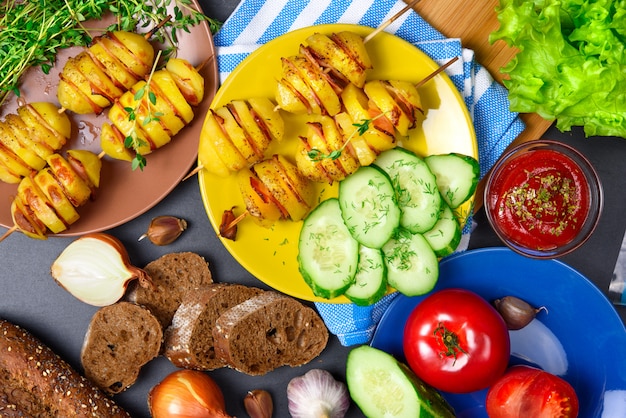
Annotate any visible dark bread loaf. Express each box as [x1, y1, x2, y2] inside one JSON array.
[[213, 291, 329, 375], [81, 301, 162, 394], [126, 252, 213, 328], [0, 319, 130, 417], [164, 283, 264, 370]]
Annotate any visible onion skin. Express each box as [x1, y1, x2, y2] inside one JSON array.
[[50, 232, 152, 306], [149, 370, 232, 418]]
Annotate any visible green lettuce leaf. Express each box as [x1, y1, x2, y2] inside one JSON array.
[[490, 0, 626, 137]]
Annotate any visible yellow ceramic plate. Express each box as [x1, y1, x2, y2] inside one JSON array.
[[199, 24, 477, 303]]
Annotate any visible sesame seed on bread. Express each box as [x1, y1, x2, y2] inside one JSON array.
[[0, 318, 130, 417]]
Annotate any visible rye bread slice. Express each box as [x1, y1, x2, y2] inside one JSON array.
[[164, 283, 264, 370], [80, 302, 162, 395], [125, 252, 213, 328], [213, 291, 329, 375]]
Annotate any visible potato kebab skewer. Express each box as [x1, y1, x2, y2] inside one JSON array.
[[0, 102, 72, 184], [100, 57, 205, 170], [276, 0, 421, 116], [218, 154, 316, 239], [296, 57, 459, 184], [187, 97, 285, 179], [1, 149, 102, 241], [57, 29, 158, 115]]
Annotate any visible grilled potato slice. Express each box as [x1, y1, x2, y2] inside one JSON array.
[[166, 58, 205, 106], [237, 167, 284, 228], [296, 115, 360, 183], [334, 112, 377, 167], [11, 196, 47, 240], [304, 32, 372, 88], [33, 168, 80, 225], [0, 122, 46, 172], [252, 154, 315, 222], [364, 80, 423, 137], [341, 84, 396, 152], [284, 55, 342, 116], [18, 176, 67, 234], [46, 153, 92, 206]]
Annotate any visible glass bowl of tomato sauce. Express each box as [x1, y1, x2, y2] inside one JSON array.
[[484, 139, 603, 259]]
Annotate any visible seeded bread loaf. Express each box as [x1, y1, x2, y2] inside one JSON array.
[[81, 301, 162, 394], [126, 252, 213, 328], [0, 319, 130, 417], [164, 283, 264, 370], [213, 291, 329, 375]]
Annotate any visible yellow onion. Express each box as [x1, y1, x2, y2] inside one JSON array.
[[50, 232, 151, 306], [149, 370, 232, 418]]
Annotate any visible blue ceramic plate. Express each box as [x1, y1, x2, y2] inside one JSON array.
[[371, 247, 626, 417]]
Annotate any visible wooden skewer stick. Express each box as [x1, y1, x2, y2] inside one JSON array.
[[0, 225, 17, 243], [415, 56, 459, 89], [363, 0, 421, 44]]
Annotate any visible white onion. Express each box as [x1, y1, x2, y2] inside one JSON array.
[[50, 233, 151, 306]]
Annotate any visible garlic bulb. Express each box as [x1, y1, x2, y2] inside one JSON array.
[[287, 369, 349, 418], [51, 233, 151, 306]]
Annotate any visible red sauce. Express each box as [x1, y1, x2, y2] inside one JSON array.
[[487, 148, 590, 251]]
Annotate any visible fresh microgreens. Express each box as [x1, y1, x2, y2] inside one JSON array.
[[124, 51, 164, 171], [307, 113, 385, 162], [0, 0, 222, 107]]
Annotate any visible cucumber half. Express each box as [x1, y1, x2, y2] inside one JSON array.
[[425, 152, 479, 209], [347, 345, 455, 418], [338, 165, 401, 249], [344, 245, 387, 306], [375, 147, 442, 234], [298, 198, 359, 299]]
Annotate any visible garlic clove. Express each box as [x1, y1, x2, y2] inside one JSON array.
[[138, 215, 187, 245], [244, 389, 273, 418], [287, 369, 349, 418], [51, 233, 151, 306], [493, 295, 547, 330]]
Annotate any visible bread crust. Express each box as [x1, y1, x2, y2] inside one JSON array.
[[213, 291, 329, 375], [0, 319, 130, 417], [164, 283, 263, 370], [125, 252, 213, 328]]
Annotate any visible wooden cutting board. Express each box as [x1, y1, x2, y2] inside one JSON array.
[[412, 0, 553, 207]]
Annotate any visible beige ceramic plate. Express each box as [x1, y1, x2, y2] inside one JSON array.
[[199, 24, 477, 303], [0, 2, 219, 236]]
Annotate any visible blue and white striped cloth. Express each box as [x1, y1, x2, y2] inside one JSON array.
[[214, 0, 526, 346]]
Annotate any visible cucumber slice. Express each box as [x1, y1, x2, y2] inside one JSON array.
[[338, 165, 400, 249], [382, 228, 439, 296], [423, 203, 462, 257], [347, 345, 455, 418], [374, 147, 442, 234], [298, 198, 359, 299], [344, 245, 387, 306], [425, 153, 479, 209]]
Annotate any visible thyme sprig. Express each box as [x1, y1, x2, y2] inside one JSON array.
[[124, 51, 164, 171], [0, 0, 222, 107], [307, 113, 386, 162]]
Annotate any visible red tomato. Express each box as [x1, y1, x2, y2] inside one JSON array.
[[486, 365, 579, 418], [402, 288, 510, 393]]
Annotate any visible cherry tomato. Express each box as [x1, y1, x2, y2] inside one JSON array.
[[402, 288, 510, 393], [486, 365, 579, 418]]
